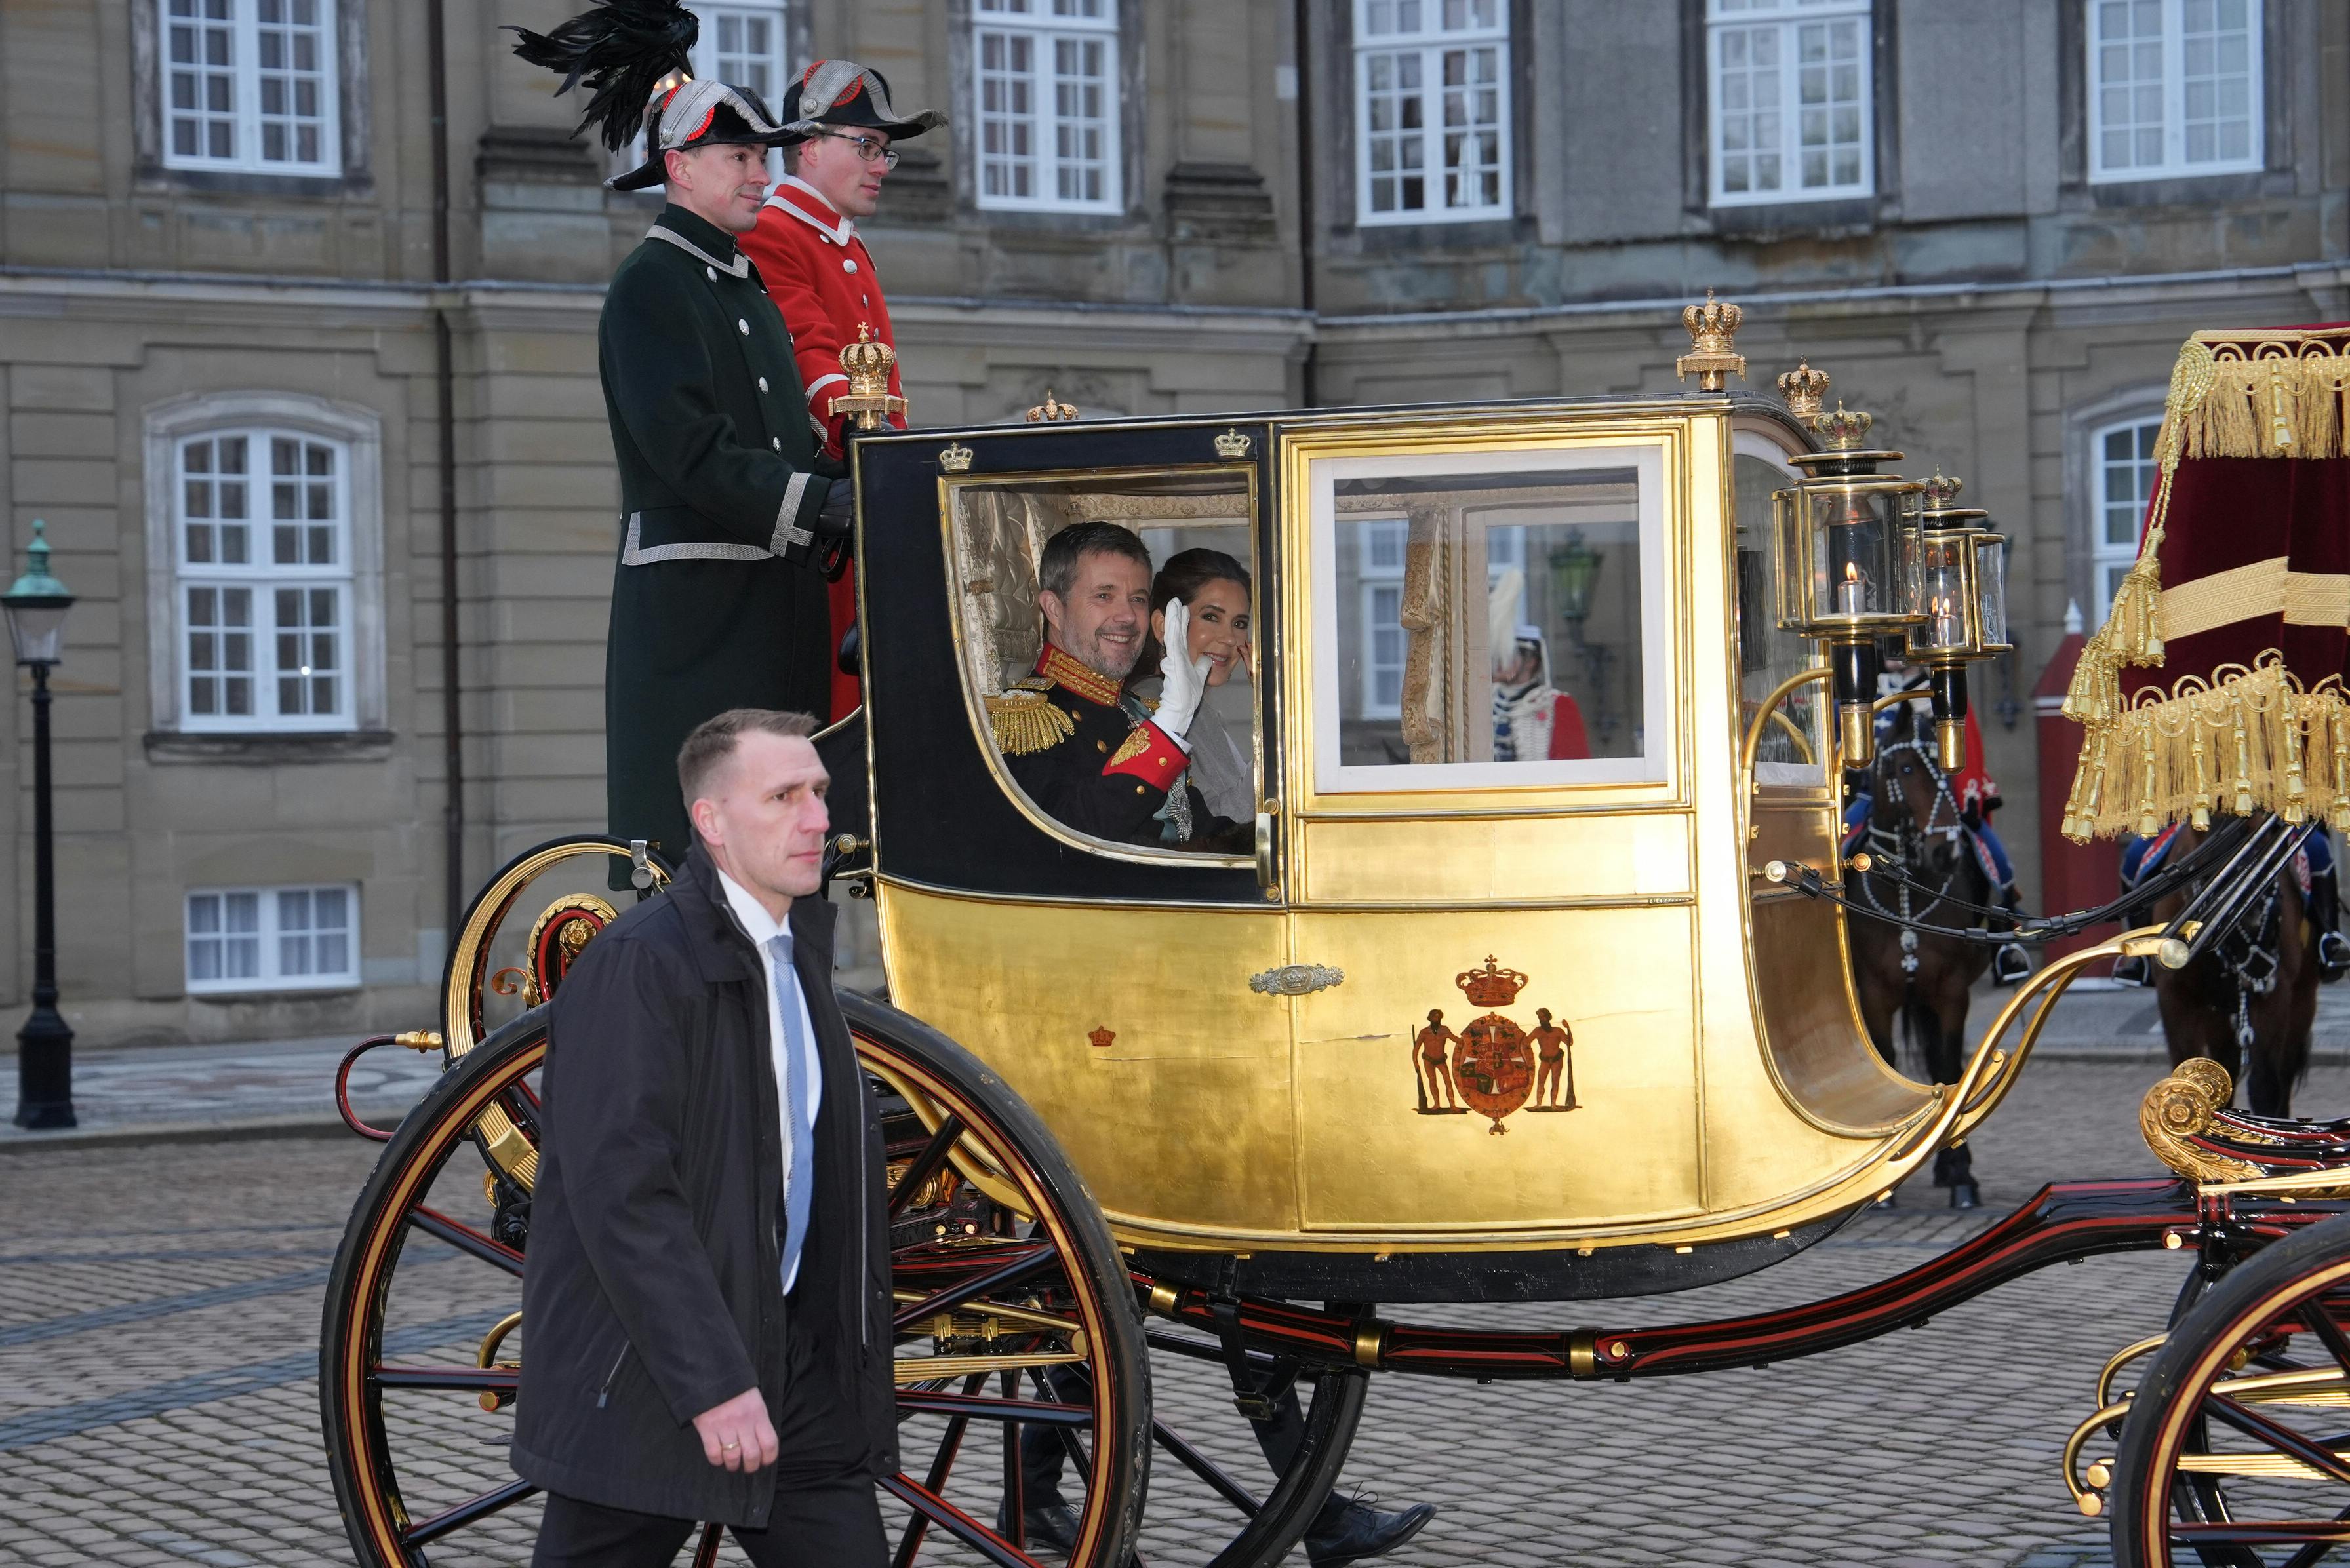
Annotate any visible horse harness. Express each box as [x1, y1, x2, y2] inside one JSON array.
[[1852, 736, 1987, 977]]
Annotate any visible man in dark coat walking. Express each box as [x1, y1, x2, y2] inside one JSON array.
[[511, 707, 895, 1566], [514, 0, 854, 871]]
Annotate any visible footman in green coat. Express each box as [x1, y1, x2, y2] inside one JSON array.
[[518, 0, 853, 871]]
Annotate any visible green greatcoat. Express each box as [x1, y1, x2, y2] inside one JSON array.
[[598, 204, 840, 869]]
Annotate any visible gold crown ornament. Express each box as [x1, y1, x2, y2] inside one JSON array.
[[1025, 389, 1079, 423], [1919, 470, 1964, 509], [1455, 956, 1530, 1008], [1675, 290, 1747, 391], [1214, 428, 1252, 460], [1812, 401, 1876, 452], [1778, 359, 1831, 419], [827, 324, 907, 431], [937, 441, 974, 473]]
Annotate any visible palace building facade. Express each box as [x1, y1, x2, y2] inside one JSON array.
[[1, 0, 2345, 1041]]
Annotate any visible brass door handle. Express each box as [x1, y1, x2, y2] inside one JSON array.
[[1250, 964, 1344, 996], [1254, 798, 1279, 892]]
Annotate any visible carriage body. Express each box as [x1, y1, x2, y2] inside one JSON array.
[[850, 393, 1954, 1299]]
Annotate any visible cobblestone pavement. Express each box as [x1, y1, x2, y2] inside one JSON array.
[[4, 1055, 2345, 1568]]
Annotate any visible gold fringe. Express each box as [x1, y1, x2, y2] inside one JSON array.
[[2061, 653, 2350, 841], [984, 689, 1075, 756]]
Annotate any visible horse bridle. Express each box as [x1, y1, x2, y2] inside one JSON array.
[[1856, 736, 1975, 973]]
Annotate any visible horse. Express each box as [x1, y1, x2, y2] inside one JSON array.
[[1844, 703, 1999, 1207], [2141, 817, 2318, 1116]]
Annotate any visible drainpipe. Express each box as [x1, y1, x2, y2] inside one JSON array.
[[1293, 0, 1318, 406], [428, 0, 466, 935]]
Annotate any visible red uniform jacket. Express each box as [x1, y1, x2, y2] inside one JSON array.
[[740, 176, 906, 720]]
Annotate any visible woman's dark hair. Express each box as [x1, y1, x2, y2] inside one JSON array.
[[1131, 547, 1252, 686]]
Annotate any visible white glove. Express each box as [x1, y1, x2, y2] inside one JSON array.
[[1153, 597, 1211, 745]]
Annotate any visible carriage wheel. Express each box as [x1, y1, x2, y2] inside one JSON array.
[[320, 1001, 1151, 1567], [2109, 1211, 2350, 1566]]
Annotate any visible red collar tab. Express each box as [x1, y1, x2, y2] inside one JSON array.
[[1037, 644, 1123, 707]]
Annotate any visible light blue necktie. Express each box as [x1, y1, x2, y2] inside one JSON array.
[[768, 933, 817, 1293]]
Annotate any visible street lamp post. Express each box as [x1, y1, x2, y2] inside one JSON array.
[[5, 519, 77, 1129]]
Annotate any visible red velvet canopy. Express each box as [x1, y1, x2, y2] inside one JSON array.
[[2064, 325, 2350, 840]]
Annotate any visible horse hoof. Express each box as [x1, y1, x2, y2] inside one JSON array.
[[1949, 1181, 1981, 1211]]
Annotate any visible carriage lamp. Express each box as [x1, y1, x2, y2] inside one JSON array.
[[1902, 473, 2014, 772], [1547, 530, 1602, 627], [1771, 405, 1926, 767]]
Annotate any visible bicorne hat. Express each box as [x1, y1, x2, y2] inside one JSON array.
[[508, 0, 803, 192], [786, 59, 947, 143]]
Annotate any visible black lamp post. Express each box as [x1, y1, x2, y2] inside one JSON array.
[[6, 519, 76, 1130]]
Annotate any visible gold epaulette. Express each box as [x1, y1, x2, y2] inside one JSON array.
[[985, 687, 1075, 756]]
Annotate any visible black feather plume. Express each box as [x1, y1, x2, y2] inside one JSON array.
[[508, 0, 700, 154]]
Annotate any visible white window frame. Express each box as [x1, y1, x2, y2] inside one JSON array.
[[2087, 0, 2264, 184], [972, 0, 1123, 215], [1353, 0, 1513, 227], [186, 882, 361, 994], [2091, 414, 2164, 626], [158, 0, 343, 177], [1358, 520, 1408, 721], [1705, 0, 1874, 208], [614, 2, 793, 191], [143, 391, 386, 737]]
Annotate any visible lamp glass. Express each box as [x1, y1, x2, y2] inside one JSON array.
[[1907, 534, 1972, 657], [1547, 534, 1601, 623], [3, 596, 69, 667], [1973, 533, 2009, 650]]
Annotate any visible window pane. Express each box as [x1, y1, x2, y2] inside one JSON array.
[[254, 0, 334, 168], [1325, 463, 1650, 781]]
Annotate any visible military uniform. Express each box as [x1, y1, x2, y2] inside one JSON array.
[[599, 203, 840, 866], [987, 645, 1238, 849]]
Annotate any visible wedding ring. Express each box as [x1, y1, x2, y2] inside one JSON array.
[[721, 1440, 740, 1451]]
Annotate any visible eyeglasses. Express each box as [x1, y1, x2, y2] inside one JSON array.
[[811, 132, 898, 170]]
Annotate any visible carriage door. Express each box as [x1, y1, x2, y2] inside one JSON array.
[[863, 420, 1304, 1245], [1275, 428, 1709, 1236]]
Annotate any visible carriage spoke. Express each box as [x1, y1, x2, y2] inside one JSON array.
[[878, 1473, 1048, 1568], [2207, 1394, 2350, 1487], [2280, 1505, 2350, 1568], [401, 1478, 539, 1547], [690, 1521, 723, 1568], [1000, 1369, 1026, 1550], [371, 1365, 517, 1394], [1152, 1417, 1264, 1516], [892, 1389, 1095, 1426], [891, 1114, 967, 1219], [407, 1205, 525, 1277], [892, 1245, 1059, 1333], [2303, 1300, 2350, 1375], [891, 1373, 987, 1568]]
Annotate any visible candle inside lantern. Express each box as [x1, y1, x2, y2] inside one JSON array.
[[1934, 594, 1961, 646], [1836, 560, 1867, 616]]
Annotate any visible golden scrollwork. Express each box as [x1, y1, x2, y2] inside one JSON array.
[[2138, 1061, 2265, 1183]]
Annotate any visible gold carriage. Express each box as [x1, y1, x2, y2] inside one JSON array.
[[321, 309, 2350, 1568]]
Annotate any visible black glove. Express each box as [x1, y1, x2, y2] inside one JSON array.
[[815, 478, 855, 539]]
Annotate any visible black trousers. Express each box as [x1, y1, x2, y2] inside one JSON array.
[[531, 1478, 885, 1568]]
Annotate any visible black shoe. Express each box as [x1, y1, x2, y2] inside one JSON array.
[[1949, 1179, 1981, 1211], [2113, 954, 2151, 987], [996, 1500, 1081, 1554], [1306, 1498, 1435, 1567], [1991, 943, 2031, 985], [2321, 931, 2350, 983]]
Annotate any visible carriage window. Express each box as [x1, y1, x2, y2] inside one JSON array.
[[946, 467, 1259, 855], [1314, 446, 1667, 791], [1733, 441, 1827, 787]]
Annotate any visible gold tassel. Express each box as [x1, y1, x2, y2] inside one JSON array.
[[2189, 712, 2214, 830], [2281, 688, 2309, 823], [2136, 724, 2161, 838], [2231, 691, 2256, 816], [2334, 708, 2350, 833]]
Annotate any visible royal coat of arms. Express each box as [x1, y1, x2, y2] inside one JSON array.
[[1413, 957, 1579, 1135]]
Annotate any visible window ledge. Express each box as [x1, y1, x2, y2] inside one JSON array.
[[185, 984, 362, 1001], [144, 729, 394, 765]]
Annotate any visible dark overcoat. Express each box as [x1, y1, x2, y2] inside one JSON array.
[[599, 205, 841, 867], [510, 845, 897, 1525]]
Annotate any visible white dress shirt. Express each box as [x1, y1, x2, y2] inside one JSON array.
[[716, 869, 824, 1292]]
